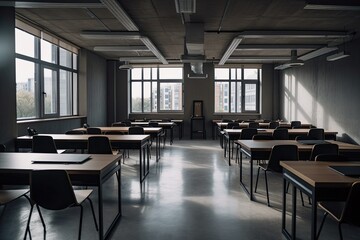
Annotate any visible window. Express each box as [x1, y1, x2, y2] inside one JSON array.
[[130, 67, 183, 113], [15, 26, 78, 120], [214, 67, 260, 113]]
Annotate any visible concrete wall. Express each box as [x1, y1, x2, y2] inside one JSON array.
[[279, 37, 360, 144]]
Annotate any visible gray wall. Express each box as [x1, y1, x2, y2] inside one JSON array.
[[279, 37, 360, 144]]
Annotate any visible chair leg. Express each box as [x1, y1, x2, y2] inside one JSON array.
[[78, 205, 83, 240], [87, 198, 99, 231], [338, 223, 343, 240], [317, 212, 329, 240], [255, 167, 260, 193], [24, 204, 34, 240], [264, 171, 270, 207], [36, 205, 46, 232], [300, 191, 305, 207]]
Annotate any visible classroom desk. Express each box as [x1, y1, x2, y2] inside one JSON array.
[[223, 129, 339, 165], [130, 122, 176, 144], [16, 134, 150, 184], [280, 161, 360, 240], [0, 152, 121, 240], [235, 140, 360, 201], [74, 127, 162, 161]]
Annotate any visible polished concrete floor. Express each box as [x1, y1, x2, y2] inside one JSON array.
[[1, 139, 359, 240]]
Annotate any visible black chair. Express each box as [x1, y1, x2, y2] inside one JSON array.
[[86, 127, 102, 134], [317, 181, 360, 240], [295, 135, 315, 141], [148, 122, 166, 148], [221, 119, 233, 123], [268, 121, 280, 129], [255, 144, 299, 206], [122, 120, 132, 126], [25, 170, 98, 240], [315, 154, 348, 162], [87, 136, 114, 154], [0, 144, 5, 152], [310, 143, 339, 161], [111, 122, 127, 127], [128, 126, 145, 134], [272, 128, 289, 140], [227, 122, 239, 129], [308, 128, 325, 140], [0, 189, 31, 239], [291, 121, 302, 128], [65, 130, 85, 134], [252, 135, 274, 140], [32, 135, 58, 153], [235, 128, 258, 163], [248, 122, 260, 129]]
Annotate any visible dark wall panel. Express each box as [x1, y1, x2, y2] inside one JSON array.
[[279, 37, 360, 143]]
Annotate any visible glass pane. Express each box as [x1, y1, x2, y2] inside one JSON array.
[[73, 53, 78, 70], [214, 82, 229, 112], [152, 82, 157, 111], [59, 70, 72, 116], [15, 29, 35, 58], [159, 68, 182, 79], [131, 82, 142, 112], [244, 68, 258, 80], [43, 68, 58, 114], [131, 68, 142, 80], [143, 68, 151, 80], [16, 59, 36, 119], [244, 84, 257, 111], [159, 83, 182, 110], [237, 82, 242, 112], [236, 68, 242, 80], [230, 82, 236, 113], [143, 82, 151, 112], [214, 68, 229, 80], [73, 73, 78, 115], [152, 68, 157, 79], [59, 48, 72, 68], [41, 39, 57, 64], [230, 68, 236, 80]]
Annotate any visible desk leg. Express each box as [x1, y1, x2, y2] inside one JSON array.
[[250, 157, 253, 201], [228, 136, 231, 166], [98, 180, 104, 240], [170, 127, 174, 145], [156, 134, 160, 161], [139, 147, 143, 183], [282, 178, 287, 234], [311, 191, 317, 240], [292, 185, 297, 239]]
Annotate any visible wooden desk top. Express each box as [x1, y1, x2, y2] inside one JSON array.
[[217, 122, 313, 128], [280, 161, 360, 188], [17, 134, 150, 142], [131, 122, 175, 126], [0, 152, 121, 174], [236, 140, 360, 152], [224, 129, 338, 135], [74, 127, 161, 134]]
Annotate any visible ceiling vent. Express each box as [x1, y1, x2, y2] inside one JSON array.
[[175, 0, 196, 13], [275, 50, 304, 70]]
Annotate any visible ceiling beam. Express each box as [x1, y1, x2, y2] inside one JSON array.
[[1, 1, 104, 8], [235, 44, 323, 50], [237, 30, 350, 39], [93, 46, 150, 52], [80, 31, 142, 40]]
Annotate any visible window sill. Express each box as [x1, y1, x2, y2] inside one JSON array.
[[17, 115, 86, 124]]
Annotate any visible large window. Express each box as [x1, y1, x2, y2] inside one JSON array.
[[15, 26, 78, 120], [130, 67, 183, 113], [214, 67, 260, 113]]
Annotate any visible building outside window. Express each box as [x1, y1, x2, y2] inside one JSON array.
[[130, 67, 183, 113], [214, 67, 260, 113], [15, 21, 78, 120]]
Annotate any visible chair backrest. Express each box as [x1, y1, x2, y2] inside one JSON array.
[[32, 135, 58, 153], [308, 128, 325, 140], [162, 118, 171, 122], [252, 134, 274, 140], [128, 126, 145, 134], [269, 121, 280, 129], [310, 143, 339, 161], [86, 127, 102, 134], [112, 122, 127, 127], [290, 121, 301, 128], [240, 128, 258, 140], [315, 154, 348, 162], [30, 170, 77, 210], [272, 128, 289, 140], [122, 120, 132, 126], [341, 181, 360, 226], [87, 136, 113, 154], [0, 144, 6, 152], [295, 135, 315, 141], [149, 122, 159, 127], [227, 122, 239, 129], [268, 145, 299, 172], [248, 122, 260, 129], [65, 130, 84, 134], [221, 119, 233, 123]]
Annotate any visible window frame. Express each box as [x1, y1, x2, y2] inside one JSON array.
[[214, 67, 260, 114]]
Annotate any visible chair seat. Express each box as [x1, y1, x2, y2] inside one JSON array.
[[74, 189, 94, 205], [318, 201, 346, 221], [0, 189, 29, 205]]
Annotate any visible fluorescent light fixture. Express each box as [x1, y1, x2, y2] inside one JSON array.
[[140, 37, 168, 64], [119, 57, 161, 63], [80, 31, 142, 40], [12, 2, 103, 8], [236, 44, 323, 50], [304, 4, 360, 11], [93, 46, 149, 52], [327, 51, 350, 61], [298, 47, 338, 61], [100, 0, 139, 31], [237, 30, 350, 39], [175, 0, 196, 13], [227, 56, 291, 62], [219, 37, 243, 65]]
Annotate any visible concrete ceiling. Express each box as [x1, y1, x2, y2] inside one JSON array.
[[9, 0, 360, 65]]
